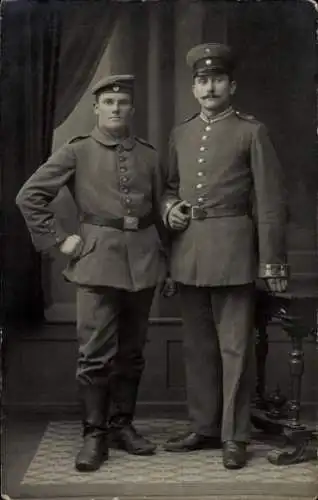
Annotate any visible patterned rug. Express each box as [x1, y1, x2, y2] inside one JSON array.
[[18, 419, 318, 498]]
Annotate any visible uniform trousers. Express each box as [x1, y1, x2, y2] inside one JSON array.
[[76, 285, 155, 426], [178, 283, 255, 443]]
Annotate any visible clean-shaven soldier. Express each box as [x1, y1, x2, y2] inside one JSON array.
[[162, 44, 288, 469], [16, 75, 167, 471]]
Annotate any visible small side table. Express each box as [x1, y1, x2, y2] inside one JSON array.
[[252, 280, 318, 465]]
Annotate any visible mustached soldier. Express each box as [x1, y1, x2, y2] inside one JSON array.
[[161, 44, 288, 469], [16, 75, 167, 471]]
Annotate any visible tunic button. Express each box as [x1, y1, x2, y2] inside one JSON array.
[[120, 167, 127, 173], [121, 187, 129, 193], [205, 125, 211, 132], [117, 145, 124, 153], [202, 135, 207, 141], [125, 197, 132, 204], [198, 158, 205, 163], [119, 156, 125, 162], [120, 176, 128, 183], [196, 183, 203, 189], [127, 208, 132, 214], [200, 146, 206, 152], [197, 197, 204, 203], [197, 171, 204, 177]]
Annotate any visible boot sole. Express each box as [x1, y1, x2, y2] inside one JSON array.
[[164, 443, 222, 453], [223, 460, 247, 470], [109, 440, 156, 455], [75, 452, 109, 472]]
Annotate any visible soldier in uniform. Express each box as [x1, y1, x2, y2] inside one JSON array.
[[161, 44, 288, 469], [16, 75, 167, 471]]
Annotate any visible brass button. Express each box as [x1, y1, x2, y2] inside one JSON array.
[[125, 197, 132, 205], [121, 187, 129, 193], [202, 135, 207, 141], [198, 158, 205, 164], [120, 176, 128, 183], [200, 146, 206, 152], [197, 171, 204, 177], [120, 166, 127, 173], [197, 196, 204, 203], [119, 156, 126, 162], [196, 183, 203, 189], [205, 125, 211, 132]]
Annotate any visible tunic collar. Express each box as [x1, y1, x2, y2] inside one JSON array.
[[200, 106, 234, 125], [91, 126, 136, 150]]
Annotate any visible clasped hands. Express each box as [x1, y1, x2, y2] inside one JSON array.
[[167, 200, 191, 231]]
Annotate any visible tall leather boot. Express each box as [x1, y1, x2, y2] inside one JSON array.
[[108, 375, 156, 455], [75, 384, 109, 472]]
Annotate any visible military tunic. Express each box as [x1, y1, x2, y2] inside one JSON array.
[[16, 126, 166, 291], [162, 107, 288, 285]]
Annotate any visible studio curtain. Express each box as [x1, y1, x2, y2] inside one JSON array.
[[0, 0, 118, 321]]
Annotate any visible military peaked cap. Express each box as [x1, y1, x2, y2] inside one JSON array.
[[92, 75, 135, 95], [186, 43, 235, 76]]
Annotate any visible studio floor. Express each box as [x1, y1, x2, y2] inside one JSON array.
[[1, 412, 317, 500]]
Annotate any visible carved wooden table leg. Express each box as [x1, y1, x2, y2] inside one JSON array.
[[267, 306, 318, 465], [251, 292, 289, 434], [286, 332, 306, 430]]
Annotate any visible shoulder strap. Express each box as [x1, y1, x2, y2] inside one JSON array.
[[68, 135, 90, 144], [235, 110, 258, 122], [135, 137, 156, 150]]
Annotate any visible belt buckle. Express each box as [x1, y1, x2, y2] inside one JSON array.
[[191, 206, 207, 220], [123, 216, 139, 231]]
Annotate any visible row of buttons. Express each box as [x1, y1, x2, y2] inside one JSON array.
[[117, 147, 132, 214], [195, 124, 211, 205]]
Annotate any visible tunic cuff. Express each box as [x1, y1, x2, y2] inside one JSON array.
[[30, 219, 69, 252], [259, 263, 289, 279]]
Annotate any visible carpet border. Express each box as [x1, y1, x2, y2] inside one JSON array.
[[10, 480, 318, 499]]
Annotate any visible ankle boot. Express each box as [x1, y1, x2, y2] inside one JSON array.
[[75, 385, 109, 472]]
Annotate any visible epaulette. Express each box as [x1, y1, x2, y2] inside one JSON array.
[[68, 135, 90, 144], [235, 110, 258, 122], [135, 137, 156, 150]]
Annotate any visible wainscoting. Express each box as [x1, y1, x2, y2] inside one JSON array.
[[4, 319, 317, 414]]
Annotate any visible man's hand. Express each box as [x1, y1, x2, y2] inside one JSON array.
[[59, 234, 83, 258], [265, 278, 288, 293], [167, 200, 191, 231]]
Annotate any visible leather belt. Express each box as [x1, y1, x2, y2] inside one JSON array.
[[80, 212, 154, 231], [190, 205, 247, 220]]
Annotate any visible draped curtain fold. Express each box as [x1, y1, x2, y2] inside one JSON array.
[[0, 0, 117, 321], [54, 1, 119, 127]]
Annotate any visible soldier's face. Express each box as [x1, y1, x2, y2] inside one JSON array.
[[192, 73, 236, 113], [94, 91, 134, 133]]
